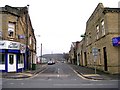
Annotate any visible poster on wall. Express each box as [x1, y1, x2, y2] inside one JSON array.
[[20, 44, 26, 53]]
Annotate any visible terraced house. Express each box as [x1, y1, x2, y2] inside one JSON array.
[[0, 5, 36, 72], [70, 3, 120, 74]]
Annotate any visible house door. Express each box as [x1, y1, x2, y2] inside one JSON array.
[[84, 52, 87, 66], [103, 47, 108, 71], [8, 54, 16, 72], [77, 53, 80, 65]]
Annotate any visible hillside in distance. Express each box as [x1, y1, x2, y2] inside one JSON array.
[[42, 53, 64, 60]]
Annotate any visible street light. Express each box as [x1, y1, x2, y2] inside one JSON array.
[[80, 34, 85, 37], [40, 43, 42, 64], [36, 35, 42, 63], [36, 35, 41, 56], [36, 44, 42, 64]]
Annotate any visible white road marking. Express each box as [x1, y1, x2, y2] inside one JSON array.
[[21, 83, 24, 85], [84, 74, 100, 76], [54, 83, 117, 86], [48, 79, 52, 80], [38, 74, 69, 77], [57, 74, 60, 77], [58, 68, 60, 74], [10, 83, 14, 85], [69, 66, 89, 80], [26, 68, 48, 80]]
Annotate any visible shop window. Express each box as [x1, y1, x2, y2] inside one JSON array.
[[18, 54, 21, 64], [21, 54, 24, 63], [0, 53, 5, 64], [9, 54, 14, 64], [18, 54, 24, 64]]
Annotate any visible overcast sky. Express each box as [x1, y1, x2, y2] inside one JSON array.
[[0, 0, 119, 55]]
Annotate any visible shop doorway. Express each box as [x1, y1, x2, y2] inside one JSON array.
[[8, 54, 16, 72]]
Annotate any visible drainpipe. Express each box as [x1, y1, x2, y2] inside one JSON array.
[[25, 5, 29, 70]]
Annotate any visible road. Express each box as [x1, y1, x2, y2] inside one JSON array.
[[2, 62, 119, 89]]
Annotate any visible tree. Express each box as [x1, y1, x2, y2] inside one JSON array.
[[63, 53, 69, 61]]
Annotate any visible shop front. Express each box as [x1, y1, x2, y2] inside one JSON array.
[[0, 40, 26, 72]]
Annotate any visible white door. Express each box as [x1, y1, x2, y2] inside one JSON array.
[[8, 54, 16, 72]]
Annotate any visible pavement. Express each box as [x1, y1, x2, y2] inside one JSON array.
[[1, 64, 47, 79], [1, 63, 120, 80], [69, 64, 120, 80]]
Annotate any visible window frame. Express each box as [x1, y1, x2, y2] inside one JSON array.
[[18, 54, 24, 64], [101, 20, 105, 36], [9, 54, 14, 65], [96, 25, 99, 40], [8, 22, 15, 38], [0, 53, 5, 64]]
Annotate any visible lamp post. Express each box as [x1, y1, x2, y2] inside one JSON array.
[[36, 35, 41, 56], [80, 34, 86, 38], [40, 43, 42, 64], [36, 35, 42, 64]]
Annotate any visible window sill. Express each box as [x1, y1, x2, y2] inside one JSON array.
[[7, 36, 15, 40]]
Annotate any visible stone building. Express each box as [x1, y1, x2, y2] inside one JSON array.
[[69, 41, 80, 65], [0, 5, 36, 72], [81, 3, 120, 74], [69, 42, 75, 64], [76, 39, 85, 66]]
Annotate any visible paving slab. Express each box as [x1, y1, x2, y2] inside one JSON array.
[[69, 64, 119, 80], [1, 64, 47, 79]]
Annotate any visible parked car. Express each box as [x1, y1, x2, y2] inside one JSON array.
[[61, 61, 64, 63], [47, 61, 53, 65], [52, 60, 55, 64]]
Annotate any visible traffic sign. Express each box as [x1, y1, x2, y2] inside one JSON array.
[[92, 47, 98, 74], [92, 47, 98, 56]]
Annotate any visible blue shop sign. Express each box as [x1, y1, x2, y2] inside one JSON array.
[[18, 35, 25, 39], [112, 37, 120, 46]]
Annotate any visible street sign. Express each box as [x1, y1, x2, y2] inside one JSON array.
[[92, 47, 98, 74], [92, 47, 98, 56]]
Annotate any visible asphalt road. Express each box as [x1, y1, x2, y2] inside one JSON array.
[[2, 62, 119, 89]]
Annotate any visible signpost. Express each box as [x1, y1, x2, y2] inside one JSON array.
[[92, 47, 98, 74]]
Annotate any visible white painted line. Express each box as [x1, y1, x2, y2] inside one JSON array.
[[21, 83, 24, 85], [48, 79, 52, 80], [39, 67, 48, 74], [10, 83, 14, 85], [26, 68, 48, 80], [84, 74, 100, 76], [58, 68, 60, 74], [71, 79, 77, 80], [73, 69, 88, 80], [54, 83, 93, 86], [54, 83, 116, 86], [57, 74, 60, 77], [69, 66, 88, 80], [28, 73, 39, 79]]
